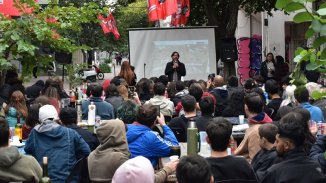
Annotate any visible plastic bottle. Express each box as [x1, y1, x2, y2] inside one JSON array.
[[76, 100, 82, 123], [88, 102, 96, 125], [14, 113, 22, 143]]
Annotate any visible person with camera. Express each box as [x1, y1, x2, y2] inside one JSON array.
[[165, 51, 186, 82], [126, 104, 179, 168]]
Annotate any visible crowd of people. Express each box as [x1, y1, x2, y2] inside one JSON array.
[[0, 52, 326, 183]]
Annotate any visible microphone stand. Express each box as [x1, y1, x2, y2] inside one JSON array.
[[144, 63, 146, 78]]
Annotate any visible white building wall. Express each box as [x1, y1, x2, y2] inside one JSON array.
[[236, 3, 312, 59]]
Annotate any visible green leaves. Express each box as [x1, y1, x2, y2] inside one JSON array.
[[284, 2, 304, 12], [275, 0, 292, 9], [313, 36, 326, 48], [293, 12, 313, 23], [317, 8, 326, 16]]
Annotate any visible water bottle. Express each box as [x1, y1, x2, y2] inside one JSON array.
[[76, 100, 82, 123], [187, 120, 200, 155], [88, 102, 96, 125]]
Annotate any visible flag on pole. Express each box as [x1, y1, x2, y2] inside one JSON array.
[[171, 0, 190, 27], [98, 12, 120, 39], [147, 0, 178, 22]]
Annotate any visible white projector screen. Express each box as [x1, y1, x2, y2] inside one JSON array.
[[129, 27, 217, 81]]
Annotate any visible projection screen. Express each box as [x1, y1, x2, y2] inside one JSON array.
[[128, 27, 217, 81]]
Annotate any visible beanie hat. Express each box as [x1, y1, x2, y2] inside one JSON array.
[[112, 156, 154, 183], [39, 105, 58, 123]]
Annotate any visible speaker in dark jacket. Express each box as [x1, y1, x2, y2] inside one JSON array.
[[220, 37, 238, 62], [55, 51, 72, 64]]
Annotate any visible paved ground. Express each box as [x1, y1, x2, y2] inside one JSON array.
[[24, 65, 121, 91]]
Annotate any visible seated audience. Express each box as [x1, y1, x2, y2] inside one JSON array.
[[209, 75, 228, 116], [176, 155, 213, 183], [117, 100, 139, 124], [112, 156, 154, 183], [235, 92, 273, 161], [136, 78, 153, 102], [146, 82, 174, 117], [261, 112, 326, 183], [206, 117, 257, 183], [172, 81, 188, 106], [25, 80, 44, 99], [25, 105, 91, 183], [4, 90, 28, 127], [222, 88, 245, 117], [82, 84, 115, 120], [292, 108, 317, 154], [0, 119, 42, 182], [226, 75, 240, 97], [280, 85, 297, 107], [88, 119, 130, 182], [59, 107, 99, 151], [310, 127, 326, 174], [196, 96, 215, 131], [294, 86, 324, 122], [169, 95, 197, 142], [127, 104, 178, 167], [105, 83, 124, 115], [265, 79, 283, 120], [251, 124, 279, 181]]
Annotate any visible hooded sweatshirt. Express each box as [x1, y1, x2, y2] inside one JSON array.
[[235, 112, 272, 161], [127, 123, 179, 167], [24, 120, 91, 183], [88, 120, 130, 182], [146, 95, 174, 117], [0, 146, 42, 182]]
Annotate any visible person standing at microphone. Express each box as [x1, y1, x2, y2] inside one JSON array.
[[165, 51, 186, 82]]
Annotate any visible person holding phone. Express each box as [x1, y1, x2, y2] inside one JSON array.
[[165, 51, 186, 82]]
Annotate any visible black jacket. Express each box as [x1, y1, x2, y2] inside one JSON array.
[[164, 61, 186, 82], [251, 148, 278, 182], [260, 61, 275, 81], [261, 148, 326, 183], [310, 135, 326, 174], [168, 115, 195, 142], [67, 124, 99, 151]]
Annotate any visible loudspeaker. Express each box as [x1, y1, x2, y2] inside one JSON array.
[[220, 37, 238, 62], [55, 51, 72, 64]]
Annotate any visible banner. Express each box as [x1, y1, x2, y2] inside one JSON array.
[[98, 12, 120, 40], [147, 0, 178, 22], [171, 0, 190, 27]]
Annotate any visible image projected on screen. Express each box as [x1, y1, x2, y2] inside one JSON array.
[[150, 40, 210, 80], [129, 27, 216, 81]]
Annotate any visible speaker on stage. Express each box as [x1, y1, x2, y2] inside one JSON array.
[[220, 37, 238, 62], [55, 51, 72, 64]]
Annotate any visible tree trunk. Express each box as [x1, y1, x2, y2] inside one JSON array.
[[202, 0, 240, 78]]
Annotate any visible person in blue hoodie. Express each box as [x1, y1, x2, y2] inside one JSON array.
[[126, 103, 179, 167], [25, 105, 90, 183]]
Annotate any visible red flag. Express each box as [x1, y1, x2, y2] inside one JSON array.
[[0, 0, 33, 16], [171, 0, 190, 27], [98, 12, 120, 40], [148, 0, 160, 22], [158, 0, 178, 19], [147, 0, 178, 22]]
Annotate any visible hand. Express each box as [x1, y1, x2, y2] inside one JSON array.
[[165, 159, 179, 172], [173, 63, 178, 69], [207, 80, 212, 88], [157, 113, 166, 126], [309, 121, 318, 136], [132, 92, 141, 105]]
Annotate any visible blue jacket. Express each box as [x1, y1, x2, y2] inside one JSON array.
[[310, 135, 326, 174], [5, 107, 25, 127], [82, 97, 115, 120], [302, 102, 324, 122], [126, 123, 179, 167], [24, 120, 91, 183]]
